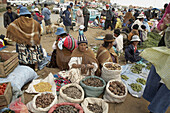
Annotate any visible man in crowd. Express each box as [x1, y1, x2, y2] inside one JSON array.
[[83, 3, 90, 32], [3, 6, 18, 29], [104, 4, 113, 30], [42, 4, 52, 34], [62, 6, 72, 34]]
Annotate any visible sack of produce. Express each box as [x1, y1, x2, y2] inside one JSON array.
[[59, 83, 84, 104], [81, 97, 109, 113], [9, 97, 29, 113], [101, 62, 121, 82], [48, 102, 84, 113], [25, 73, 56, 95], [27, 92, 57, 113], [103, 79, 128, 103], [80, 76, 106, 97]]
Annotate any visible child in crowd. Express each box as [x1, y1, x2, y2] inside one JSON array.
[[125, 35, 142, 63], [79, 25, 85, 35], [128, 24, 139, 41]]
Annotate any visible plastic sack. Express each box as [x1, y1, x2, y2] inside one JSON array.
[[0, 65, 38, 90], [9, 97, 29, 113], [103, 79, 128, 103], [101, 62, 122, 82], [80, 76, 106, 97], [25, 73, 56, 95], [48, 102, 84, 113], [26, 92, 57, 113], [59, 83, 84, 104], [81, 97, 109, 113]]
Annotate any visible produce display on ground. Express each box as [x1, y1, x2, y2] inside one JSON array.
[[63, 86, 82, 99], [33, 82, 52, 92], [104, 63, 121, 70], [130, 64, 145, 74], [82, 78, 104, 87], [52, 105, 79, 113], [0, 83, 7, 95], [108, 81, 126, 96], [129, 83, 142, 92], [136, 78, 146, 85], [2, 109, 15, 113], [121, 75, 129, 81], [36, 93, 55, 108], [87, 103, 103, 113], [146, 62, 152, 70]]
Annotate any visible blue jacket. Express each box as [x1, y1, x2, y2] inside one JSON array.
[[62, 10, 71, 26], [42, 7, 51, 20], [125, 44, 141, 63]]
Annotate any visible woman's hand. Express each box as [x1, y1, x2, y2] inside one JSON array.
[[86, 64, 94, 69]]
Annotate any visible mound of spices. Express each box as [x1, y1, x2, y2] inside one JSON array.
[[36, 93, 55, 108], [52, 105, 79, 113], [105, 63, 121, 70], [83, 78, 104, 87], [33, 82, 52, 92], [87, 103, 103, 113], [63, 86, 82, 99], [108, 81, 126, 96]]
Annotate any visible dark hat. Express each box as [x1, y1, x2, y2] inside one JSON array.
[[67, 5, 71, 9], [78, 34, 88, 45], [104, 34, 115, 42]]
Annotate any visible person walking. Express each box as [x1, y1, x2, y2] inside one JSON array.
[[104, 4, 113, 30], [83, 4, 90, 32], [3, 6, 18, 29], [62, 6, 72, 34], [76, 6, 84, 26], [42, 4, 52, 34]]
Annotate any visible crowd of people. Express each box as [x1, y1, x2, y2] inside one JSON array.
[[1, 2, 170, 113]]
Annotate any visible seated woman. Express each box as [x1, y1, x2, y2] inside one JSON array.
[[125, 35, 142, 63], [128, 24, 139, 41], [68, 35, 99, 76], [49, 27, 77, 70], [96, 34, 119, 69], [93, 16, 99, 26]]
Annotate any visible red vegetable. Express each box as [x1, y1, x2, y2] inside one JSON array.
[[0, 83, 7, 95]]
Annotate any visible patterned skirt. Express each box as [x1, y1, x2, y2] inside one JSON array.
[[16, 43, 44, 64]]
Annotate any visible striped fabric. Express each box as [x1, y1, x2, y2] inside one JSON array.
[[63, 35, 78, 52]]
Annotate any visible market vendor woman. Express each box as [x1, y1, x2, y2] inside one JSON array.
[[6, 7, 44, 71], [96, 34, 118, 69], [68, 35, 99, 76], [125, 35, 141, 63]]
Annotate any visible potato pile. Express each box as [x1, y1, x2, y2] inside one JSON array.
[[36, 93, 55, 108], [83, 78, 104, 87], [129, 83, 142, 92], [108, 81, 126, 96], [87, 103, 103, 113], [52, 105, 79, 113], [105, 63, 121, 70], [33, 82, 52, 92], [63, 86, 82, 99]]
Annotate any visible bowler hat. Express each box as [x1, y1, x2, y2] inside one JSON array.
[[20, 7, 31, 16], [104, 34, 115, 42], [55, 27, 67, 35]]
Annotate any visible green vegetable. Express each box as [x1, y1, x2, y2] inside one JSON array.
[[146, 62, 152, 70], [129, 83, 142, 92], [131, 64, 145, 74], [136, 78, 146, 85], [121, 75, 129, 81]]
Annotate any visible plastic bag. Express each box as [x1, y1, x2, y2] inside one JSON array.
[[59, 83, 84, 104], [81, 97, 109, 113], [0, 65, 38, 90], [80, 76, 106, 97], [101, 62, 121, 82], [48, 102, 84, 113], [25, 73, 56, 95], [9, 97, 29, 113], [103, 79, 128, 103], [26, 92, 57, 113]]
